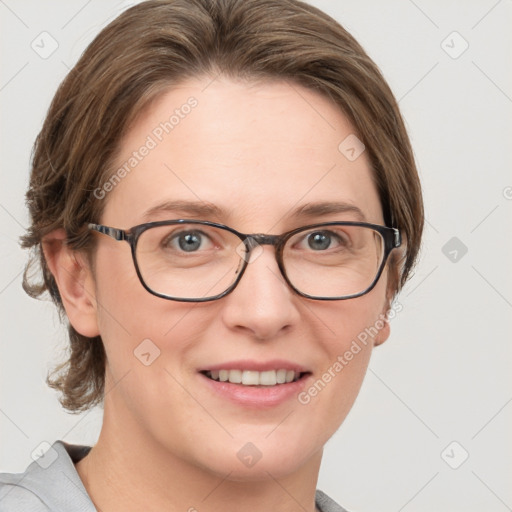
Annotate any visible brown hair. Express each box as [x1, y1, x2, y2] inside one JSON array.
[[21, 0, 424, 412]]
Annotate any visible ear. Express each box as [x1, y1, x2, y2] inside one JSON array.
[[373, 303, 391, 347], [42, 229, 100, 338], [373, 263, 398, 347]]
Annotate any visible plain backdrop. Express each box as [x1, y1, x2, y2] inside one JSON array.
[[1, 1, 511, 511]]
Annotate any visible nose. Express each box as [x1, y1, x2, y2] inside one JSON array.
[[220, 245, 301, 340]]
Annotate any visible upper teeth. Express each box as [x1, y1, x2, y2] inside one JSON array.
[[205, 369, 300, 386]]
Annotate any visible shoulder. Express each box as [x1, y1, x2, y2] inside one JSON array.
[[0, 440, 94, 512], [0, 475, 50, 511], [315, 489, 351, 512]]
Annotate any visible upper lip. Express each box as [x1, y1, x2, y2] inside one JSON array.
[[199, 359, 310, 373]]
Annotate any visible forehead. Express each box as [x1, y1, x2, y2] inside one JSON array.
[[102, 77, 383, 230]]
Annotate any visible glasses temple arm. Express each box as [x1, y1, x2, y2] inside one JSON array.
[[88, 223, 127, 241]]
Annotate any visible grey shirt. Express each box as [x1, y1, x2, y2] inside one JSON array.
[[0, 441, 348, 511]]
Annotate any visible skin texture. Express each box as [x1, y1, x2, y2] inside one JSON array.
[[44, 77, 392, 512]]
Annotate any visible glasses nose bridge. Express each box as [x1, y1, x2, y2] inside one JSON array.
[[240, 233, 285, 268], [243, 233, 283, 252]]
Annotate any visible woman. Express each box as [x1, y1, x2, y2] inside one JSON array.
[[0, 0, 423, 510]]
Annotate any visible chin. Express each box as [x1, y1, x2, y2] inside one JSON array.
[[205, 455, 310, 483], [194, 432, 320, 482]]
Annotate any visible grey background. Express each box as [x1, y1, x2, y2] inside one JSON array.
[[1, 1, 511, 510]]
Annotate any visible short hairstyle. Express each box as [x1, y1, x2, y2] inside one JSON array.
[[21, 0, 424, 412]]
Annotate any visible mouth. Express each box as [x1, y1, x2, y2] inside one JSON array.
[[200, 369, 309, 387], [197, 360, 312, 408]]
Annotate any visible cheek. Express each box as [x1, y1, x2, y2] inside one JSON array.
[[93, 245, 169, 376], [300, 279, 388, 426], [94, 248, 143, 340], [93, 244, 218, 378], [320, 271, 389, 355]]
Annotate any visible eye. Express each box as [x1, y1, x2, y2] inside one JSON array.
[[307, 232, 332, 250], [304, 230, 344, 251], [164, 230, 213, 252]]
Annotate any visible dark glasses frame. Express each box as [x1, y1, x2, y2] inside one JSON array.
[[88, 220, 401, 302]]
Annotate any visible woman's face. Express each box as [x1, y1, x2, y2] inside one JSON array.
[[87, 77, 392, 479]]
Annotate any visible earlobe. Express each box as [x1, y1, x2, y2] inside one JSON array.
[[373, 288, 393, 347], [374, 314, 390, 346], [374, 253, 402, 347], [42, 229, 100, 338]]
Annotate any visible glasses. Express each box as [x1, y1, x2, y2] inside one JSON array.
[[88, 220, 401, 302]]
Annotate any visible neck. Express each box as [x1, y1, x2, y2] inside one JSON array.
[[76, 398, 323, 512]]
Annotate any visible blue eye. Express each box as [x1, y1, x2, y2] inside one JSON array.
[[161, 230, 213, 253], [307, 232, 331, 250], [177, 232, 202, 252]]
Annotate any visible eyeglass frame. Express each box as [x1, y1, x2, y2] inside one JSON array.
[[87, 219, 401, 302]]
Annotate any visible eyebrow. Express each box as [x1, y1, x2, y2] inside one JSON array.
[[292, 201, 367, 222], [142, 200, 225, 221], [141, 200, 367, 223]]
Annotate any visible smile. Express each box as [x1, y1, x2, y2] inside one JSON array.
[[202, 369, 306, 386]]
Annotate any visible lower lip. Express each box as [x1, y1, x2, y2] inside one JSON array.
[[199, 372, 311, 409]]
